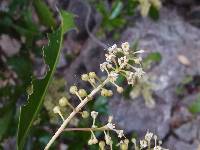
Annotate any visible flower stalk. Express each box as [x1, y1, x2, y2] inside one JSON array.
[[44, 78, 109, 150]]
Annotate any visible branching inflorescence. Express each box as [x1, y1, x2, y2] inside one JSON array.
[[44, 42, 167, 150]]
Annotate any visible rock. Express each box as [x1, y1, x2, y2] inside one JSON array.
[[170, 106, 193, 128], [174, 121, 199, 142], [121, 8, 200, 104], [0, 34, 21, 57], [109, 7, 200, 140], [110, 96, 171, 139], [165, 136, 199, 150], [188, 6, 200, 28], [170, 0, 195, 5]]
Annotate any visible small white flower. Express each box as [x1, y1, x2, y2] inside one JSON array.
[[134, 57, 142, 64], [108, 44, 117, 53], [105, 53, 116, 62], [116, 130, 124, 138], [91, 111, 98, 119], [134, 68, 145, 78], [117, 48, 122, 52], [108, 72, 119, 82], [100, 62, 113, 72], [154, 146, 162, 150], [104, 132, 112, 145], [106, 123, 115, 130], [100, 63, 106, 72], [118, 56, 128, 69], [121, 42, 130, 53], [127, 72, 135, 85], [140, 140, 147, 148], [145, 131, 153, 142], [53, 106, 60, 114]]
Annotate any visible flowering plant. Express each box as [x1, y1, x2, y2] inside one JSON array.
[[44, 42, 167, 150]]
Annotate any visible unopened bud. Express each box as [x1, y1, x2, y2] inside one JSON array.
[[81, 74, 89, 81], [53, 106, 60, 114], [89, 72, 96, 79], [69, 86, 78, 94], [117, 87, 124, 93], [82, 111, 89, 118], [59, 97, 68, 107], [78, 89, 87, 97], [120, 143, 128, 150], [99, 141, 105, 150]]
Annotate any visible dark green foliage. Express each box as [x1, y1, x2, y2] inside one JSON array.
[[17, 11, 75, 150]]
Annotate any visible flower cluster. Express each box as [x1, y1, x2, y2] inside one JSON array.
[[100, 42, 145, 90], [45, 42, 167, 150], [88, 111, 125, 149], [131, 131, 168, 150]]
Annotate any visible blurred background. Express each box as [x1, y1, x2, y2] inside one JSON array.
[[0, 0, 200, 149]]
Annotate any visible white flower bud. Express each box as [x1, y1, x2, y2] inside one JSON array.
[[82, 111, 89, 118], [116, 130, 124, 138], [81, 74, 89, 81], [59, 97, 68, 107], [121, 42, 130, 52], [140, 140, 147, 148], [91, 111, 98, 119], [78, 89, 87, 97], [53, 106, 60, 114], [117, 87, 124, 93], [120, 143, 128, 150], [69, 86, 78, 94], [99, 141, 105, 150], [89, 72, 96, 79]]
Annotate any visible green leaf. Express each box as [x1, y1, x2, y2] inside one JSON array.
[[17, 10, 75, 150], [60, 10, 76, 34], [0, 107, 13, 140], [109, 1, 123, 20], [148, 5, 159, 21], [93, 96, 108, 114], [189, 95, 200, 114], [143, 52, 162, 69], [33, 0, 56, 28]]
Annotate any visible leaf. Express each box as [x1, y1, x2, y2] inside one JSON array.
[[33, 0, 56, 28], [189, 95, 200, 114], [109, 1, 123, 20], [60, 10, 76, 34], [93, 96, 108, 114], [143, 52, 162, 69], [0, 107, 13, 140], [17, 11, 75, 150], [148, 5, 159, 21]]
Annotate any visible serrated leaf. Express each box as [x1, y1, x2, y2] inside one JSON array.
[[17, 11, 75, 150], [33, 0, 56, 28]]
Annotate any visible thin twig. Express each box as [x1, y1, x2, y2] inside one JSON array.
[[44, 78, 110, 150], [85, 2, 108, 49], [64, 127, 110, 132]]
